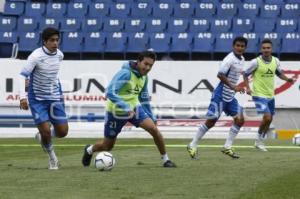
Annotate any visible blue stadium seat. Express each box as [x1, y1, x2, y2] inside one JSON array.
[[281, 3, 300, 18], [39, 17, 60, 30], [240, 33, 259, 53], [217, 3, 238, 17], [125, 18, 146, 32], [168, 18, 189, 33], [131, 2, 152, 17], [105, 32, 127, 52], [82, 18, 103, 32], [286, 0, 300, 3], [195, 1, 216, 17], [149, 33, 170, 52], [127, 32, 149, 52], [146, 18, 167, 33], [281, 33, 300, 53], [25, 2, 46, 17], [109, 3, 130, 17], [83, 32, 105, 53], [214, 33, 236, 53], [46, 3, 67, 17], [254, 19, 275, 33], [170, 33, 192, 53], [60, 18, 81, 32], [189, 19, 210, 33], [103, 18, 124, 32], [265, 0, 285, 4], [0, 42, 15, 58], [243, 0, 263, 4], [210, 18, 232, 33], [152, 2, 174, 17], [18, 32, 40, 52], [173, 2, 195, 17], [192, 32, 214, 52], [89, 2, 109, 17], [0, 31, 17, 43], [276, 19, 297, 33], [238, 3, 259, 18], [0, 16, 17, 31], [61, 32, 83, 53], [4, 1, 24, 15], [17, 17, 38, 32], [259, 33, 281, 53], [260, 3, 280, 18], [67, 2, 88, 17], [232, 18, 253, 33]]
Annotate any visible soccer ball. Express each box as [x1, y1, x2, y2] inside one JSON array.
[[94, 152, 116, 171], [292, 133, 300, 146]]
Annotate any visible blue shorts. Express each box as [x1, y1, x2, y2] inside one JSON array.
[[206, 95, 243, 120], [104, 106, 150, 139], [252, 96, 275, 115], [28, 98, 68, 125]]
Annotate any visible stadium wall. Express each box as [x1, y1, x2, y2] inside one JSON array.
[[0, 59, 299, 138]]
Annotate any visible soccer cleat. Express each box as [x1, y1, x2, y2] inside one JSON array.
[[82, 144, 93, 167], [221, 148, 240, 159], [163, 160, 176, 168], [186, 144, 198, 160], [48, 159, 59, 170], [254, 140, 268, 152]]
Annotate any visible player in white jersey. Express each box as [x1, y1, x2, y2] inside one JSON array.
[[19, 28, 68, 170], [187, 37, 248, 159]]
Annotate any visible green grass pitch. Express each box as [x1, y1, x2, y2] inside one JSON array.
[[1, 138, 300, 199]]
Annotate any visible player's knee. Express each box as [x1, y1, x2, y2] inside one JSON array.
[[236, 117, 245, 127], [55, 125, 69, 138], [264, 115, 272, 124], [205, 119, 216, 129]]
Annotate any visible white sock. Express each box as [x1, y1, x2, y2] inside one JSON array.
[[161, 153, 169, 163], [224, 124, 240, 149], [87, 145, 94, 155], [257, 131, 266, 142], [44, 143, 57, 161], [50, 128, 56, 138], [190, 124, 209, 147]]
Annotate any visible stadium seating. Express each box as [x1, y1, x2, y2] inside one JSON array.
[[281, 33, 300, 53], [82, 32, 105, 53], [1, 0, 299, 59], [61, 31, 83, 52]]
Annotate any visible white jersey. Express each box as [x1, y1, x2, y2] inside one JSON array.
[[214, 52, 245, 102], [20, 46, 64, 101]]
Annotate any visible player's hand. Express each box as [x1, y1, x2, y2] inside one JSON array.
[[20, 98, 29, 110], [128, 111, 135, 119], [233, 86, 245, 94], [287, 78, 294, 83], [246, 87, 252, 95]]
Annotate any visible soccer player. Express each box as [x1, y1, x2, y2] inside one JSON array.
[[243, 39, 294, 151], [81, 51, 176, 168], [187, 37, 248, 159], [19, 28, 68, 170]]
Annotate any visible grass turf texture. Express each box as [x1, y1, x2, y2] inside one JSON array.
[[1, 138, 300, 199]]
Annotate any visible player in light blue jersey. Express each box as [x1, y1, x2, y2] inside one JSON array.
[[187, 37, 248, 159], [19, 28, 68, 170]]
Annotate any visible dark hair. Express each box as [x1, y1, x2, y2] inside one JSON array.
[[233, 36, 248, 47], [42, 27, 60, 42], [137, 50, 157, 62], [261, 38, 273, 46]]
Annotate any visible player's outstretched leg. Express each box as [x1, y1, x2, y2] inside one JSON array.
[[36, 122, 59, 170], [255, 114, 272, 152], [82, 138, 116, 167], [139, 118, 176, 168], [222, 115, 244, 159], [187, 119, 216, 159]]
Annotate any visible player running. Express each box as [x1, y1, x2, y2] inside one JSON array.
[[81, 51, 176, 168], [243, 39, 294, 151], [187, 37, 248, 159], [19, 27, 68, 170]]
